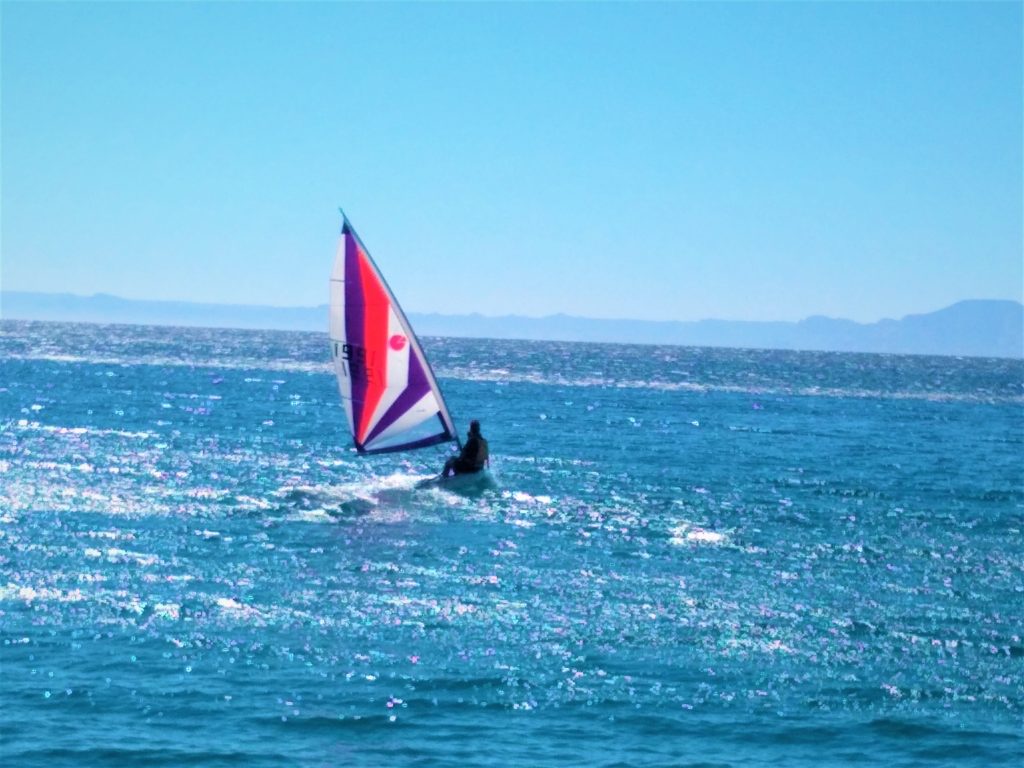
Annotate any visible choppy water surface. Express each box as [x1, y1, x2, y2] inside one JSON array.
[[2, 321, 1022, 766]]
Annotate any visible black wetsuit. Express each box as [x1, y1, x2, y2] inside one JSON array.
[[454, 435, 489, 474]]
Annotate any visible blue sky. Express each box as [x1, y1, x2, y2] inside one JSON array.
[[2, 1, 1021, 323]]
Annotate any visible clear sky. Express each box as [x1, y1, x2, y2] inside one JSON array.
[[2, 1, 1021, 323]]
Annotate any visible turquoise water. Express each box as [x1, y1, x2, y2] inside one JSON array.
[[1, 321, 1022, 766]]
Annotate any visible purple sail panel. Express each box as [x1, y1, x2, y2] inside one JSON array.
[[343, 227, 369, 447]]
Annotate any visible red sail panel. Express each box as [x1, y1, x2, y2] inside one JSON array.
[[355, 247, 390, 445]]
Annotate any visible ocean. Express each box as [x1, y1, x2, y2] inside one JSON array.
[[1, 320, 1021, 767]]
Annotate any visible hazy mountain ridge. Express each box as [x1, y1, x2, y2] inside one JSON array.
[[2, 291, 1021, 359]]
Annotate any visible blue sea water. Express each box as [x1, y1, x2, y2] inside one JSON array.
[[1, 320, 1022, 767]]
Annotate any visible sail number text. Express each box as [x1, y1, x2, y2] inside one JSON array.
[[335, 342, 380, 382]]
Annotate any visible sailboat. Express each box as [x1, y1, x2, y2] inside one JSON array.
[[329, 211, 492, 490]]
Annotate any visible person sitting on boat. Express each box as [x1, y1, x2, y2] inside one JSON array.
[[442, 420, 489, 477]]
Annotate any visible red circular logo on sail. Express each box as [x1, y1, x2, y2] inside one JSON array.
[[389, 334, 408, 351]]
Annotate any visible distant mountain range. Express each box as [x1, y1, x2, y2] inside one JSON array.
[[2, 291, 1021, 359]]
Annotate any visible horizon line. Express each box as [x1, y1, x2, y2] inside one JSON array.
[[3, 289, 1020, 327]]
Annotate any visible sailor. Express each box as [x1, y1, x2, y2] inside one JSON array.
[[442, 420, 489, 477]]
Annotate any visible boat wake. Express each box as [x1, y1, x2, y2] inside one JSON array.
[[274, 472, 442, 521], [276, 484, 377, 519]]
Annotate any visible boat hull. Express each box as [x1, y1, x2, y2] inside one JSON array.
[[415, 469, 497, 494]]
